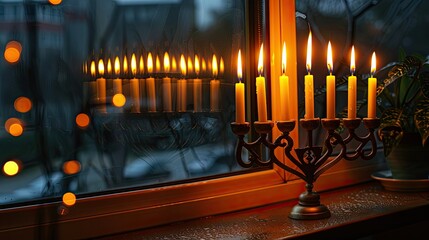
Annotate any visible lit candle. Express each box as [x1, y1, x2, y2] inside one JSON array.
[[368, 52, 377, 118], [88, 60, 97, 107], [177, 54, 187, 112], [171, 56, 177, 72], [326, 41, 336, 119], [97, 59, 107, 113], [348, 46, 357, 119], [162, 52, 172, 112], [256, 44, 268, 122], [279, 42, 290, 121], [130, 53, 140, 113], [236, 50, 245, 124], [139, 54, 146, 111], [305, 32, 314, 119], [113, 56, 124, 112], [122, 55, 131, 110], [193, 55, 202, 112], [147, 52, 156, 112], [210, 54, 220, 112]]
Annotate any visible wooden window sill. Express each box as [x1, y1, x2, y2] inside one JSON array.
[[100, 181, 429, 239]]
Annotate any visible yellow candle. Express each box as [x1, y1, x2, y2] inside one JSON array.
[[368, 52, 377, 118], [177, 54, 187, 112], [130, 53, 140, 113], [256, 44, 267, 122], [162, 52, 172, 112], [236, 50, 245, 124], [305, 32, 314, 119], [348, 46, 357, 119], [326, 41, 335, 119], [279, 42, 290, 121], [96, 59, 106, 113], [146, 52, 156, 112], [210, 54, 220, 112], [113, 56, 122, 95], [193, 55, 202, 112]]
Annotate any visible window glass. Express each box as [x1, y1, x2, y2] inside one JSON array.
[[0, 0, 250, 206]]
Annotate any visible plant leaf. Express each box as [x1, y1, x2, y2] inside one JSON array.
[[378, 108, 405, 156], [420, 71, 429, 98], [414, 99, 429, 146]]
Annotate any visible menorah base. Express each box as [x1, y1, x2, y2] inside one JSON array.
[[289, 203, 331, 220]]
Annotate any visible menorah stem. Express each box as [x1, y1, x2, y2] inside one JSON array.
[[289, 183, 331, 220]]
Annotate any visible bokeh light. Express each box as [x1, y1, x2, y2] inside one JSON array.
[[49, 0, 62, 5], [3, 160, 21, 176], [4, 41, 22, 63], [5, 118, 24, 137], [14, 97, 32, 113], [112, 93, 126, 107], [75, 113, 90, 128], [62, 192, 76, 206], [63, 160, 81, 175]]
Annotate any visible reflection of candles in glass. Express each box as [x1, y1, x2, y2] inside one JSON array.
[[187, 56, 193, 75], [348, 46, 357, 119], [256, 44, 267, 122], [139, 54, 146, 111], [87, 60, 97, 108], [279, 42, 290, 121], [113, 56, 124, 112], [130, 53, 140, 113], [368, 52, 377, 119], [305, 31, 314, 119], [177, 54, 187, 112], [193, 55, 202, 112], [210, 54, 220, 112], [156, 54, 161, 73], [163, 52, 172, 112], [326, 41, 336, 119], [171, 56, 177, 72], [147, 52, 156, 112], [201, 57, 207, 73], [122, 55, 131, 111], [235, 50, 245, 124], [97, 59, 107, 113]]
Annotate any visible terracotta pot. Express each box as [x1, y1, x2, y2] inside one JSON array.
[[386, 132, 429, 179]]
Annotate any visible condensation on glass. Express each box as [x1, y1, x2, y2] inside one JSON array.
[[0, 0, 249, 206]]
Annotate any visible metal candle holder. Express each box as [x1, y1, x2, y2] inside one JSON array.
[[231, 117, 380, 220]]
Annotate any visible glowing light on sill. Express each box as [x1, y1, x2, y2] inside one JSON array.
[[62, 192, 76, 206]]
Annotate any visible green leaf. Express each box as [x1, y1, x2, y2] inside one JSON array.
[[378, 108, 405, 156], [420, 71, 429, 98], [403, 55, 422, 68], [414, 99, 429, 146]]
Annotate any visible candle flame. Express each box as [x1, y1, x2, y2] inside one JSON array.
[[90, 60, 96, 77], [187, 56, 193, 74], [195, 54, 200, 76], [156, 55, 161, 72], [327, 41, 333, 74], [306, 31, 312, 74], [114, 56, 120, 75], [107, 58, 112, 75], [201, 58, 207, 72], [131, 53, 137, 76], [164, 52, 170, 73], [98, 59, 104, 76], [220, 57, 224, 76], [172, 56, 177, 72], [147, 52, 153, 74], [123, 55, 128, 74], [139, 55, 144, 74], [212, 54, 218, 78], [180, 54, 186, 76], [371, 52, 376, 76], [350, 45, 355, 75], [257, 43, 264, 76], [282, 41, 287, 75], [237, 49, 242, 81]]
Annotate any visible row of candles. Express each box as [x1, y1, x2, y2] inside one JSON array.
[[234, 31, 378, 124], [84, 52, 224, 113]]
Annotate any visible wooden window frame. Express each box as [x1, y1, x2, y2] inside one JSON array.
[[0, 1, 384, 239]]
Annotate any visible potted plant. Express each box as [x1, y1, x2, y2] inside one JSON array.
[[375, 54, 429, 179]]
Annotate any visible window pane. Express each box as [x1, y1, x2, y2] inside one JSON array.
[[0, 0, 252, 206]]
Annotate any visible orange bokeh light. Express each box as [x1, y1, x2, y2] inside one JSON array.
[[3, 160, 21, 176], [5, 118, 24, 137], [112, 93, 126, 107], [49, 0, 62, 5], [14, 97, 32, 113], [4, 41, 22, 64], [63, 160, 81, 175], [62, 192, 76, 206], [75, 113, 90, 128]]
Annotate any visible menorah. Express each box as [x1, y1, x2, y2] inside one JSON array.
[[231, 117, 380, 220]]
